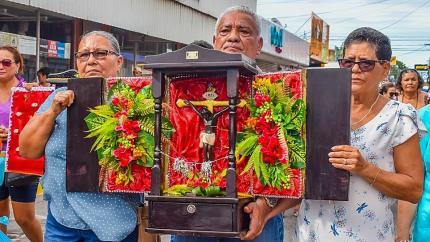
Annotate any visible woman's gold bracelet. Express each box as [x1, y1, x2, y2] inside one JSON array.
[[370, 165, 382, 187]]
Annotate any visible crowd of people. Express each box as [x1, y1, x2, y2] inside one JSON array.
[[0, 5, 429, 242]]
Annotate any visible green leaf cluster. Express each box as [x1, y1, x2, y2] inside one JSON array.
[[84, 80, 174, 186], [236, 76, 306, 191]]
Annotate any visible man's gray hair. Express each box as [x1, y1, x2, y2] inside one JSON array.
[[215, 6, 261, 36], [81, 30, 121, 54]]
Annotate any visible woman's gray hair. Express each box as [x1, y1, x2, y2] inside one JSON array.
[[81, 30, 121, 54], [215, 6, 261, 36]]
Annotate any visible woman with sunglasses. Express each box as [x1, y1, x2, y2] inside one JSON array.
[[0, 45, 43, 242], [19, 31, 138, 242], [397, 69, 429, 109], [380, 81, 399, 100], [276, 27, 424, 242]]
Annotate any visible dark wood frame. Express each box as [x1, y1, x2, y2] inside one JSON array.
[[66, 77, 105, 192], [144, 45, 257, 237], [304, 68, 351, 201]]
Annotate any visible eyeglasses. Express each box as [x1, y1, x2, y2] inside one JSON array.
[[0, 59, 14, 68], [338, 59, 388, 72], [75, 49, 119, 61], [389, 92, 399, 98]]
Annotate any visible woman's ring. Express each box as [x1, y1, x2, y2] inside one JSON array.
[[344, 158, 348, 165]]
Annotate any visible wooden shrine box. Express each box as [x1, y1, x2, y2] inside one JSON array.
[[66, 77, 105, 192], [305, 68, 351, 201], [144, 44, 256, 237]]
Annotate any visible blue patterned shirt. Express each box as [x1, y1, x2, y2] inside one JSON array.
[[38, 87, 137, 241]]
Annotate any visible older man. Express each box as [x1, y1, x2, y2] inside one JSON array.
[[171, 6, 284, 242]]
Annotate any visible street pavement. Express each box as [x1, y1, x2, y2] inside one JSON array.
[[7, 195, 297, 242]]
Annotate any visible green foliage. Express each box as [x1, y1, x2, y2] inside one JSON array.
[[191, 185, 225, 197], [163, 184, 193, 196], [268, 164, 291, 190], [242, 145, 261, 175], [84, 80, 174, 186], [236, 134, 259, 158], [286, 134, 306, 168], [390, 60, 408, 81], [238, 74, 306, 192], [164, 184, 225, 197]]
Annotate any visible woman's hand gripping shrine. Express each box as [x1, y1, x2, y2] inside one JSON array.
[[50, 90, 75, 116], [328, 145, 370, 175]]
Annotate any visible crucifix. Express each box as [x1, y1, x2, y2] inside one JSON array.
[[183, 99, 228, 162], [176, 85, 246, 163]]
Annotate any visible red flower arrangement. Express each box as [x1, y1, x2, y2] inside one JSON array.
[[236, 71, 306, 198], [85, 77, 173, 193]]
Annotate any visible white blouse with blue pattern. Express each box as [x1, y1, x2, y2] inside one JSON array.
[[295, 100, 424, 242]]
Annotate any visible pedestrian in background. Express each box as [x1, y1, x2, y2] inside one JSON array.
[[19, 31, 138, 242], [36, 67, 51, 87], [380, 81, 398, 100], [0, 45, 43, 242], [132, 66, 142, 77], [397, 69, 429, 109]]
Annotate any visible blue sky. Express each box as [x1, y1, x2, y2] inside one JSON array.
[[257, 0, 430, 68]]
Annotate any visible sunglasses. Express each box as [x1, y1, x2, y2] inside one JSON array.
[[0, 59, 15, 68], [75, 49, 119, 61], [389, 92, 399, 98], [338, 59, 388, 72]]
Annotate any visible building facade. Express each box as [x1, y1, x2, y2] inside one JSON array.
[[0, 0, 308, 80]]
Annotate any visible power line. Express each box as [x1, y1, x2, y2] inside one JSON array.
[[272, 0, 390, 19], [379, 0, 430, 30], [294, 16, 311, 34], [398, 46, 428, 56]]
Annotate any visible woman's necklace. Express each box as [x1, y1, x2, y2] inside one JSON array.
[[351, 94, 381, 127]]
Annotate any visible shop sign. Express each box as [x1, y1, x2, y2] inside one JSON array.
[[48, 40, 58, 57], [0, 31, 18, 47], [415, 64, 428, 70], [40, 39, 48, 56], [310, 13, 330, 63], [64, 43, 71, 59], [18, 35, 37, 56], [57, 42, 65, 58], [260, 17, 309, 66], [40, 39, 69, 59], [270, 25, 283, 53]]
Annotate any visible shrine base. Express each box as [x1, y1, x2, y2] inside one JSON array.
[[145, 196, 252, 238]]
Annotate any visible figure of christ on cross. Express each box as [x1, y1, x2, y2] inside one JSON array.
[[183, 100, 229, 162]]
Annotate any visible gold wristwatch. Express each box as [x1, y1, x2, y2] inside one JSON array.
[[261, 197, 277, 208]]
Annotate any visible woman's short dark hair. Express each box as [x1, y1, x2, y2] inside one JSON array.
[[342, 27, 392, 61], [396, 69, 424, 91], [37, 67, 49, 76]]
